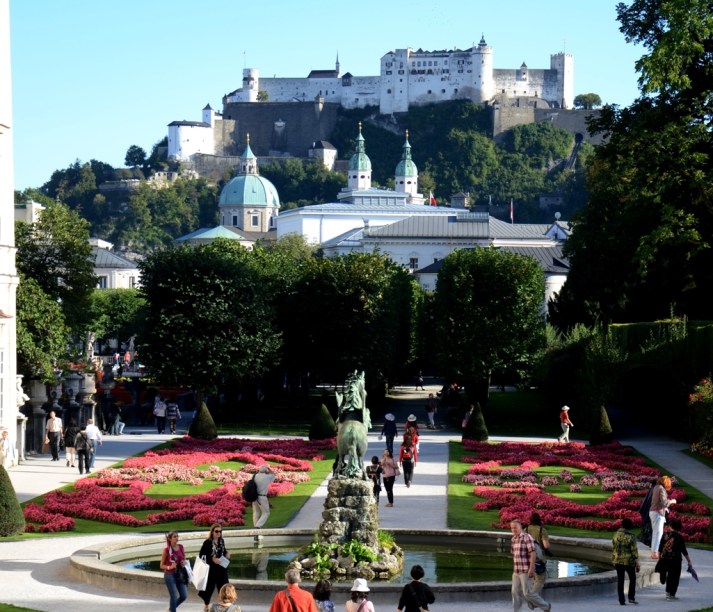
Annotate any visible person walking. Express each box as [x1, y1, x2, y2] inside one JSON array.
[[612, 517, 640, 605], [379, 413, 397, 455], [650, 475, 677, 558], [63, 419, 80, 468], [85, 417, 102, 468], [160, 531, 188, 612], [198, 524, 231, 612], [557, 405, 573, 443], [381, 449, 398, 507], [154, 396, 167, 434], [657, 517, 694, 601], [399, 436, 417, 488], [252, 464, 276, 532], [425, 393, 438, 429], [268, 568, 318, 612], [525, 512, 551, 601], [365, 455, 383, 504], [166, 400, 181, 434], [44, 410, 63, 461], [510, 520, 551, 611], [74, 423, 92, 475], [416, 370, 425, 391], [345, 578, 375, 612], [397, 564, 435, 611], [0, 429, 17, 468]]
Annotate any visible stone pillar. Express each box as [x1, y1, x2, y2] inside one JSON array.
[[78, 372, 97, 425], [28, 378, 48, 454], [63, 372, 83, 425]]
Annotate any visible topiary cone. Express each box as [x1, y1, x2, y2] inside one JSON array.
[[309, 404, 337, 441], [0, 466, 25, 536], [188, 401, 218, 440]]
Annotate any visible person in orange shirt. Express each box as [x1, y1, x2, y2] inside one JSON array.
[[557, 405, 574, 442]]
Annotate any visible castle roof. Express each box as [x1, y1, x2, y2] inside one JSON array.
[[168, 120, 209, 127]]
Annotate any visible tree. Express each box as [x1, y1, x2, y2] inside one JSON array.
[[0, 467, 25, 536], [573, 93, 602, 109], [16, 276, 69, 382], [139, 241, 281, 401], [124, 145, 147, 169], [15, 201, 97, 331], [434, 248, 545, 406], [551, 0, 713, 327], [85, 288, 146, 351]]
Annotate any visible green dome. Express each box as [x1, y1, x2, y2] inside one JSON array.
[[218, 174, 280, 208], [348, 127, 372, 172], [395, 135, 417, 177]]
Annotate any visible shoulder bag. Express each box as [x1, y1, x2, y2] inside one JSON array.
[[285, 588, 298, 612]]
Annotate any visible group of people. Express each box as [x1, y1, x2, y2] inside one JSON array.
[[43, 410, 103, 474], [373, 413, 422, 505], [270, 566, 435, 612], [153, 395, 182, 434]]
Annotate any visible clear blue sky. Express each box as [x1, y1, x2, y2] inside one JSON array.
[[10, 0, 643, 191]]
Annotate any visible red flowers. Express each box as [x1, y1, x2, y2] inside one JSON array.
[[23, 436, 335, 533]]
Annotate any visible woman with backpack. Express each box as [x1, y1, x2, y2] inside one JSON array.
[[74, 423, 92, 475], [399, 435, 418, 488]]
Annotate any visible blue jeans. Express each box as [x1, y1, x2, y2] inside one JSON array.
[[164, 571, 187, 612]]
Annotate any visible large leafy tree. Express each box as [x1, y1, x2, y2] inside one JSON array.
[[138, 241, 281, 399], [551, 0, 713, 327], [573, 93, 602, 109], [15, 200, 97, 331], [434, 248, 545, 405], [85, 289, 146, 352]]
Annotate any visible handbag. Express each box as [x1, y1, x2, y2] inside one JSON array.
[[176, 564, 189, 584], [191, 555, 210, 591]]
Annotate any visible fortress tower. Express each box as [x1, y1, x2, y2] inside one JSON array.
[[471, 35, 494, 103]]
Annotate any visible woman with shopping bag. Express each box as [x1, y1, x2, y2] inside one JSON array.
[[198, 523, 231, 612], [160, 531, 188, 612]]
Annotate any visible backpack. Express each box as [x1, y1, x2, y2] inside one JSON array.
[[242, 475, 259, 503], [75, 432, 89, 452], [402, 448, 412, 461]]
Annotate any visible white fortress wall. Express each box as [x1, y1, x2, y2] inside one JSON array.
[[341, 76, 380, 109]]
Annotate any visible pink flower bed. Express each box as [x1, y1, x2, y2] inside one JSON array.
[[24, 436, 336, 533], [461, 440, 711, 542]]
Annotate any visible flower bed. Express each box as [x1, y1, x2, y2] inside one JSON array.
[[461, 440, 711, 542], [24, 436, 335, 533]]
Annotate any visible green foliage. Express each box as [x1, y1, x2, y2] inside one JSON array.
[[341, 539, 378, 563], [139, 241, 281, 393], [462, 402, 488, 441], [591, 405, 614, 445], [86, 289, 146, 347], [260, 158, 345, 207], [573, 93, 602, 109], [15, 200, 96, 331], [309, 404, 336, 441], [124, 145, 147, 169], [0, 466, 25, 537], [434, 248, 546, 405], [188, 402, 218, 440], [502, 122, 573, 169], [688, 376, 713, 450], [16, 277, 69, 382], [377, 530, 395, 549]]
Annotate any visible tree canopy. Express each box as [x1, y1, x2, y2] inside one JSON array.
[[434, 248, 545, 404], [551, 0, 713, 327], [573, 93, 602, 109]]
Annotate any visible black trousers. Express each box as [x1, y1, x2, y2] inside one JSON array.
[[402, 460, 414, 485], [659, 558, 682, 596], [383, 476, 395, 503], [198, 565, 228, 605], [77, 449, 90, 474], [48, 431, 60, 460], [614, 563, 636, 603]]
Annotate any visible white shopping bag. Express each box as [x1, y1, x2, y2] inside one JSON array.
[[191, 555, 210, 590]]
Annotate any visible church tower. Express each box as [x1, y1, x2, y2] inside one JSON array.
[[394, 130, 420, 200], [347, 123, 372, 191]]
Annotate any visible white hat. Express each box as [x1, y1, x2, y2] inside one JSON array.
[[351, 578, 370, 592], [561, 405, 570, 411], [385, 413, 395, 421], [407, 414, 417, 422]]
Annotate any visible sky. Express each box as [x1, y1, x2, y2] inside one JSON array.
[[9, 0, 644, 191]]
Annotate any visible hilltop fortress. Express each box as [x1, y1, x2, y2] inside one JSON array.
[[168, 37, 591, 173]]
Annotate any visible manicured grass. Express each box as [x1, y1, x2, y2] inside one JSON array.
[[684, 448, 713, 470], [0, 605, 41, 612]]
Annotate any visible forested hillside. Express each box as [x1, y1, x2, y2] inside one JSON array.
[[16, 101, 591, 254]]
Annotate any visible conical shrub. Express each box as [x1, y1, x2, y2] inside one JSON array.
[[188, 401, 218, 440], [463, 402, 488, 441], [591, 405, 613, 445], [309, 404, 336, 440], [0, 466, 25, 536]]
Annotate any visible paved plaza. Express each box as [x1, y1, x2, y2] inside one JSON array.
[[2, 385, 712, 611]]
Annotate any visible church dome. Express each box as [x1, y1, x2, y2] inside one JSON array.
[[218, 174, 280, 208], [348, 124, 372, 173], [395, 132, 417, 177]]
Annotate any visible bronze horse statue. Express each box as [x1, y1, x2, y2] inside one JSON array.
[[334, 371, 371, 479]]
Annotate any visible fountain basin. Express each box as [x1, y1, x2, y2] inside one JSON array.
[[69, 528, 658, 605]]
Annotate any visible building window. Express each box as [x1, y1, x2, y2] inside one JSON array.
[[232, 215, 238, 226], [97, 276, 108, 289], [409, 257, 419, 270], [129, 276, 136, 288], [251, 215, 259, 227]]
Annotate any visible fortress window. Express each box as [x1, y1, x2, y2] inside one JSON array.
[[409, 257, 419, 270], [428, 90, 432, 94], [387, 89, 392, 94], [441, 89, 445, 93]]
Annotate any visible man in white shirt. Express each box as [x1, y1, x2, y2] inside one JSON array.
[[85, 418, 103, 468], [45, 410, 63, 461], [252, 464, 276, 533]]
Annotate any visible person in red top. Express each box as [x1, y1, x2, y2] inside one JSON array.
[[557, 405, 574, 443], [510, 520, 551, 611], [399, 435, 418, 488], [269, 568, 317, 612]]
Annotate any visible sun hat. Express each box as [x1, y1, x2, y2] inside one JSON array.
[[407, 414, 417, 422], [351, 578, 370, 592], [385, 413, 395, 421], [561, 405, 570, 411]]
